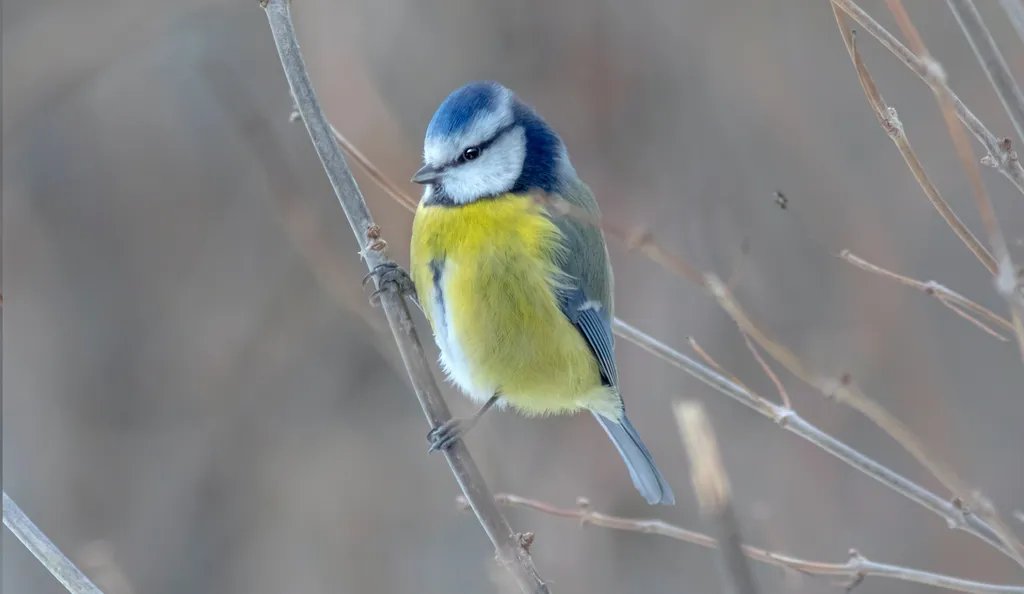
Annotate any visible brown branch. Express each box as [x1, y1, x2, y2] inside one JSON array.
[[325, 123, 1014, 560], [706, 273, 1024, 568], [839, 250, 1013, 340], [741, 333, 793, 409], [260, 2, 548, 592], [675, 402, 759, 594], [833, 14, 996, 276], [830, 1, 1024, 562], [463, 494, 1024, 594], [882, 0, 1024, 364], [829, 0, 1024, 197]]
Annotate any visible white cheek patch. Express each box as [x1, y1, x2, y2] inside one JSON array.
[[441, 127, 526, 204]]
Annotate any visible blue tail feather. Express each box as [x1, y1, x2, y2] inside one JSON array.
[[592, 412, 675, 505]]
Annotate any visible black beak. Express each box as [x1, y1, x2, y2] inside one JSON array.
[[411, 164, 442, 185]]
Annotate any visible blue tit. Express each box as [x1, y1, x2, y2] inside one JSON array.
[[407, 81, 674, 505]]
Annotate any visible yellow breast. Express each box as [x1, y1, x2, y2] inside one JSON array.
[[410, 194, 610, 415]]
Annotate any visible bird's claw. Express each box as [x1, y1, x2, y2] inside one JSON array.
[[363, 262, 416, 306], [427, 418, 470, 452]]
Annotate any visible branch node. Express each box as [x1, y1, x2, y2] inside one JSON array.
[[518, 532, 536, 553]]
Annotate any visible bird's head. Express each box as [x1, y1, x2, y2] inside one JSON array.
[[412, 81, 565, 205]]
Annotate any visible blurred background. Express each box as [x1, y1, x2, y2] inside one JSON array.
[[4, 0, 1024, 592]]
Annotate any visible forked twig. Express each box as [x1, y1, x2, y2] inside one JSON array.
[[741, 333, 793, 409], [839, 250, 1013, 340]]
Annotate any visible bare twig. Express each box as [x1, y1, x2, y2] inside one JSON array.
[[939, 0, 1024, 359], [675, 402, 759, 594], [1000, 0, 1024, 47], [741, 333, 793, 409], [882, 0, 1024, 365], [832, 1, 1024, 560], [323, 123, 1014, 559], [3, 491, 105, 594], [833, 15, 997, 275], [830, 0, 1024, 196], [839, 250, 1013, 340], [946, 0, 1024, 148], [465, 493, 1024, 594], [260, 2, 548, 592], [706, 273, 1024, 567]]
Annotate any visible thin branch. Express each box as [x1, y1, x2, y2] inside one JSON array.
[[675, 402, 760, 594], [837, 1, 1024, 560], [741, 332, 793, 408], [834, 15, 997, 276], [1000, 0, 1024, 47], [882, 0, 1024, 365], [939, 0, 1024, 360], [3, 491, 105, 594], [686, 336, 749, 389], [839, 249, 1013, 339], [323, 123, 1014, 560], [946, 0, 1024, 149], [829, 0, 1024, 197], [705, 273, 1024, 567], [467, 493, 1024, 594], [259, 2, 548, 592], [613, 318, 1013, 559]]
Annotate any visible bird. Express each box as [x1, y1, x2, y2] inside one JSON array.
[[370, 80, 674, 505]]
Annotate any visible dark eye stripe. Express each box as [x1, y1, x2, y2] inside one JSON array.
[[448, 122, 517, 169]]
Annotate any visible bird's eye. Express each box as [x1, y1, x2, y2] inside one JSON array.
[[462, 147, 481, 161]]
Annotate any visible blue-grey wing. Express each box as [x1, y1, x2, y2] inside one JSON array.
[[548, 175, 618, 386], [559, 287, 618, 386]]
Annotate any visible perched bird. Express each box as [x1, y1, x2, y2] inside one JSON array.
[[376, 81, 674, 505]]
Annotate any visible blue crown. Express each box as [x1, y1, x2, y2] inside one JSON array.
[[426, 81, 506, 140]]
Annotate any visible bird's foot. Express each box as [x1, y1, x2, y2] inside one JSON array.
[[363, 262, 416, 306], [427, 418, 473, 452]]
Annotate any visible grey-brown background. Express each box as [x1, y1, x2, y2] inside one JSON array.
[[4, 1, 1023, 593]]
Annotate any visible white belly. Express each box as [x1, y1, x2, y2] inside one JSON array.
[[429, 260, 499, 404]]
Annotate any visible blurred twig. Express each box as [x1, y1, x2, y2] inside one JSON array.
[[740, 333, 793, 409], [675, 402, 759, 594], [882, 0, 1024, 365], [833, 2, 1024, 563], [938, 0, 1024, 360], [834, 16, 996, 276], [1001, 0, 1024, 47], [326, 123, 1015, 559], [829, 0, 1024, 197], [260, 2, 549, 592], [3, 491, 106, 594], [946, 0, 1024, 148], [463, 493, 1024, 594], [839, 250, 1013, 341]]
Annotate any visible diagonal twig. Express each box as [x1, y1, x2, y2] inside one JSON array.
[[946, 0, 1024, 148], [259, 2, 548, 592], [3, 491, 106, 594], [839, 250, 1013, 340], [829, 0, 1024, 197]]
